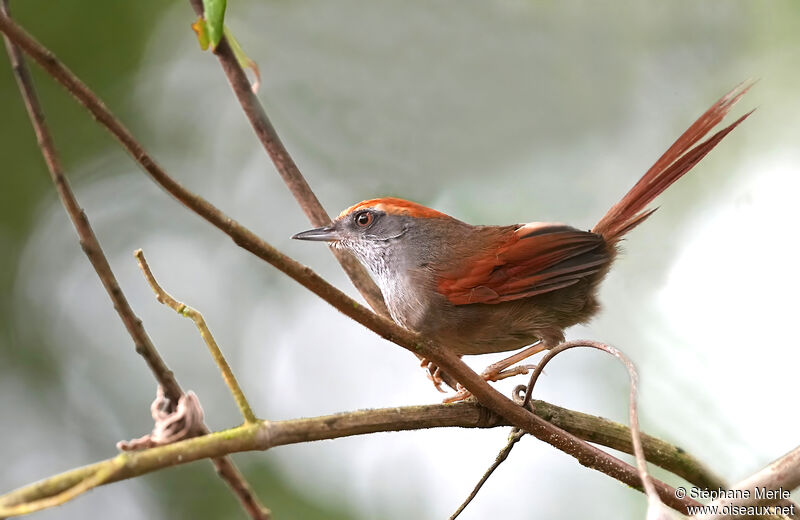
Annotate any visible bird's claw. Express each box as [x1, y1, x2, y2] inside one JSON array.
[[442, 384, 473, 403]]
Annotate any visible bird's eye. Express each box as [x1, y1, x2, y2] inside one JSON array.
[[354, 211, 373, 228]]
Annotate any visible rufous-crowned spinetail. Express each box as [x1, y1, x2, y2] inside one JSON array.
[[294, 84, 752, 401]]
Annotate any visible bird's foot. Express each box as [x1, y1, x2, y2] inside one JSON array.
[[440, 343, 550, 403], [442, 383, 473, 403], [439, 364, 537, 403]]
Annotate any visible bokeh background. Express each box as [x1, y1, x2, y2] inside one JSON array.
[[2, 1, 799, 518]]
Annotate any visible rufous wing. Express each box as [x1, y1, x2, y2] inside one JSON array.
[[437, 224, 609, 305]]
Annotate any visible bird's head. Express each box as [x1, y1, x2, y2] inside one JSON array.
[[292, 197, 456, 276], [293, 197, 449, 246]]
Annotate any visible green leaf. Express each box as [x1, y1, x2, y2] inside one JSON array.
[[202, 0, 226, 49], [225, 26, 261, 93]]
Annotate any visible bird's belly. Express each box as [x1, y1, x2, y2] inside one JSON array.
[[428, 308, 547, 355], [415, 289, 600, 356]]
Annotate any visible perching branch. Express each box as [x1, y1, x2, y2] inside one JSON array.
[[0, 6, 269, 519], [135, 249, 258, 424], [0, 14, 699, 514], [1, 400, 721, 516]]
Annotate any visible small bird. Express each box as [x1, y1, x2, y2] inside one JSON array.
[[294, 84, 752, 401]]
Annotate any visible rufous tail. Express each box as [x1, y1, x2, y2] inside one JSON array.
[[593, 82, 754, 243]]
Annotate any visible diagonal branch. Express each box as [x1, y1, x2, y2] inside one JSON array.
[[0, 6, 269, 519], [0, 14, 699, 514], [187, 0, 388, 317]]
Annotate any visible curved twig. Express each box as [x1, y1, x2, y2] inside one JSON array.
[[523, 340, 666, 516]]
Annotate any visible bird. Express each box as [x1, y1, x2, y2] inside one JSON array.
[[293, 84, 752, 401]]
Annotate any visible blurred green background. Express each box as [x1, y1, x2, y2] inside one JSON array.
[[2, 1, 799, 519]]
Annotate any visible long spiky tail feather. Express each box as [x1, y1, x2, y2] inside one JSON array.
[[593, 82, 754, 243]]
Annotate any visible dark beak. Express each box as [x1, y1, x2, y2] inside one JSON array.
[[291, 225, 341, 242]]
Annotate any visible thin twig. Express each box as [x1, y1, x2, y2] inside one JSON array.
[[0, 16, 699, 513], [450, 428, 525, 520], [0, 7, 269, 518], [523, 340, 666, 517], [135, 249, 258, 424], [187, 0, 388, 317]]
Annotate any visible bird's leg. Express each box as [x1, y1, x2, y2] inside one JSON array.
[[441, 341, 551, 404]]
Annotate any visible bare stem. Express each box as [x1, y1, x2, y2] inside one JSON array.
[[450, 427, 525, 519], [135, 249, 258, 424]]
